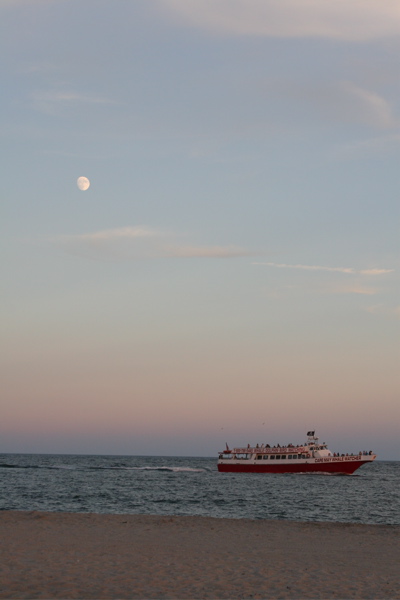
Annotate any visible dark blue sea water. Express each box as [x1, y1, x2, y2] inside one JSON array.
[[0, 455, 398, 525]]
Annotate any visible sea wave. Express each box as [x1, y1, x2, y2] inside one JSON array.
[[1, 455, 398, 524]]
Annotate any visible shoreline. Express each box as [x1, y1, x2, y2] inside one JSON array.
[[1, 511, 399, 599]]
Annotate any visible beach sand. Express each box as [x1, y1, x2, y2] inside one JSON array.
[[0, 511, 399, 599]]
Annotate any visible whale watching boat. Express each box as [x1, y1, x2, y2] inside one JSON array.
[[218, 431, 376, 475]]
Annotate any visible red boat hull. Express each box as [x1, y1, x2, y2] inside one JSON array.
[[218, 459, 372, 475]]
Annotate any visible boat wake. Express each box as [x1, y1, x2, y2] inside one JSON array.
[[0, 462, 206, 473], [128, 466, 206, 473]]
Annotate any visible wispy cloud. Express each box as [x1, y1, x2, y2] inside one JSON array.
[[280, 81, 399, 132], [161, 0, 400, 41], [329, 285, 379, 296], [366, 304, 400, 318], [57, 227, 159, 243], [253, 262, 394, 276], [340, 83, 398, 130], [21, 61, 57, 74], [32, 88, 117, 115], [51, 226, 252, 261], [360, 268, 395, 276]]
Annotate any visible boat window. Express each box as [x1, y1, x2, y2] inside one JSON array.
[[263, 455, 269, 460], [288, 455, 292, 459], [292, 455, 298, 459], [281, 455, 287, 459], [257, 455, 262, 460], [270, 455, 275, 460], [276, 455, 281, 460]]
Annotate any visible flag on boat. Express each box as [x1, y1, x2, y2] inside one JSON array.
[[307, 431, 315, 436]]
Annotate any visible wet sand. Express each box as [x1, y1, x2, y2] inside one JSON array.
[[0, 511, 399, 599]]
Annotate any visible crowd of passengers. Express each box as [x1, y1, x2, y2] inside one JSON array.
[[236, 444, 374, 456], [250, 443, 299, 448]]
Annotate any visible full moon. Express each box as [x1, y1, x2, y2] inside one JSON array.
[[77, 176, 90, 191]]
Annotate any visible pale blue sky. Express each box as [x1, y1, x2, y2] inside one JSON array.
[[1, 0, 399, 458]]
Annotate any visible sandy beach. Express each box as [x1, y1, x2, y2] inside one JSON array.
[[0, 511, 399, 599]]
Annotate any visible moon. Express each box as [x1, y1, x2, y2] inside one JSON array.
[[77, 176, 90, 191]]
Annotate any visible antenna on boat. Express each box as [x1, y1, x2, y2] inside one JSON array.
[[306, 430, 318, 444]]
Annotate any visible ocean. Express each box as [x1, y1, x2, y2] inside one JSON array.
[[1, 454, 399, 525]]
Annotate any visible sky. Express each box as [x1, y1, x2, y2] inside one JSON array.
[[1, 0, 399, 459]]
